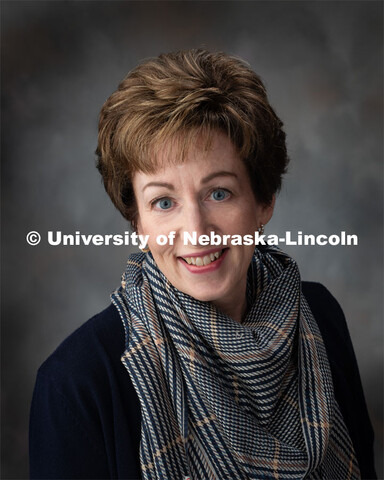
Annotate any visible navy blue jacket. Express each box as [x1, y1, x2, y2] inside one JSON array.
[[29, 282, 377, 479]]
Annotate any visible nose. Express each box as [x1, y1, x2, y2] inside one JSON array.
[[182, 201, 214, 243]]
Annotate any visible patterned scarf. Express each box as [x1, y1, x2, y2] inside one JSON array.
[[111, 246, 360, 479]]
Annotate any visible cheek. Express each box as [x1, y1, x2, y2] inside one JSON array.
[[137, 215, 159, 239], [147, 235, 175, 259], [135, 213, 145, 237], [229, 212, 259, 234]]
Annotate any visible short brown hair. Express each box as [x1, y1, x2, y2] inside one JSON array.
[[96, 49, 289, 227]]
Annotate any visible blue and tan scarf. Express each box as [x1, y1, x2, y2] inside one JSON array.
[[112, 246, 360, 479]]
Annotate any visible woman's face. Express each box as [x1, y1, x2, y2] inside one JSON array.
[[133, 131, 274, 320]]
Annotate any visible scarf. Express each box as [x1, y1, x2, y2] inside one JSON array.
[[111, 246, 360, 479]]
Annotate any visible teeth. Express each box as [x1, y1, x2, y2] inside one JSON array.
[[182, 250, 223, 267], [203, 255, 211, 265]]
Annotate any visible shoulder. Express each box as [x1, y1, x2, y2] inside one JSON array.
[[302, 282, 377, 479], [301, 281, 353, 361], [301, 281, 358, 384], [36, 303, 125, 401], [39, 303, 124, 371], [30, 304, 143, 478], [301, 281, 345, 326], [31, 303, 140, 454]]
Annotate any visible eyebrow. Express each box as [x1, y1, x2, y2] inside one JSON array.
[[142, 182, 175, 192], [142, 171, 238, 192], [201, 171, 238, 184]]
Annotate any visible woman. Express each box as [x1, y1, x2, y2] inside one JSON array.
[[29, 49, 376, 479]]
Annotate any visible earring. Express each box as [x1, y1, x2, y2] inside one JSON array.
[[140, 245, 150, 253], [258, 224, 265, 235]]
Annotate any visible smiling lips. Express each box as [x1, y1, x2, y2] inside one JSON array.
[[182, 249, 224, 266], [178, 248, 227, 273]]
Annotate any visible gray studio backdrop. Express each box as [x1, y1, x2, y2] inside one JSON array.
[[2, 1, 383, 478]]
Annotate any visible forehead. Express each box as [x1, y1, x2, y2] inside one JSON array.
[[146, 130, 241, 175], [136, 137, 237, 190]]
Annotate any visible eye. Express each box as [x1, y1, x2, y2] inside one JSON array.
[[210, 188, 230, 201], [153, 197, 173, 210]]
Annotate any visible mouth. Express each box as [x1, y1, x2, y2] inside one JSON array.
[[179, 248, 228, 267]]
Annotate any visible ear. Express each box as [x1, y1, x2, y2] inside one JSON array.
[[259, 195, 275, 226]]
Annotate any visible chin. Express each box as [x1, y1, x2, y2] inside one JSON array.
[[182, 286, 225, 304]]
